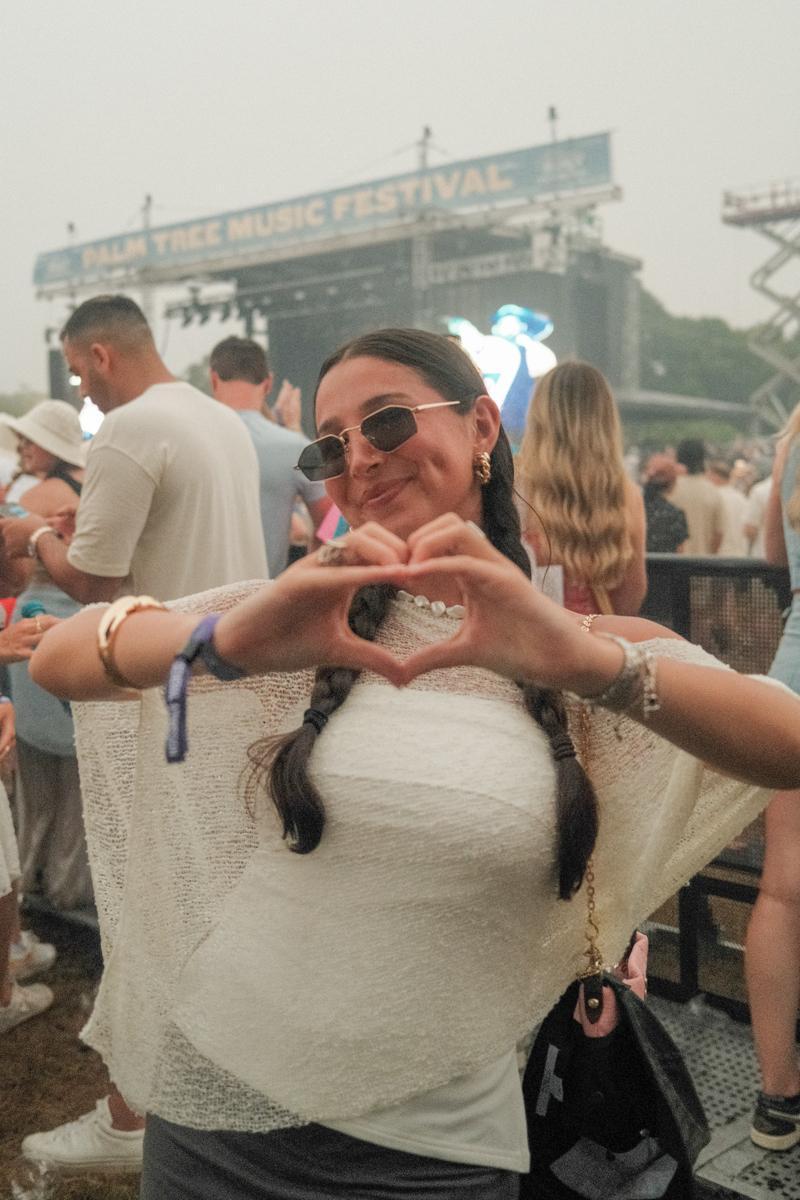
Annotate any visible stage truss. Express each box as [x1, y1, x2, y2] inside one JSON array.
[[723, 179, 800, 429]]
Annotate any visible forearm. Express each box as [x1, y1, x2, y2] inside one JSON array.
[[33, 532, 88, 599], [30, 607, 197, 700], [35, 533, 123, 603], [764, 487, 787, 565], [617, 659, 800, 789]]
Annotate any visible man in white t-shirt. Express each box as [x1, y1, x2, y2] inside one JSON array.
[[744, 475, 773, 557], [670, 439, 725, 555], [0, 294, 267, 1173], [0, 295, 267, 602], [209, 336, 331, 575], [707, 459, 748, 557]]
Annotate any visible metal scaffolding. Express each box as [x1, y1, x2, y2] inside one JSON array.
[[723, 179, 800, 429]]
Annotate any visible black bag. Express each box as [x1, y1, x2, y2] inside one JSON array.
[[520, 974, 709, 1200]]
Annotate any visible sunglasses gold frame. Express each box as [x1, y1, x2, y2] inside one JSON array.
[[295, 401, 461, 481]]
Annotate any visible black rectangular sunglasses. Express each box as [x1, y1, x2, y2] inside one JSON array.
[[295, 401, 460, 481]]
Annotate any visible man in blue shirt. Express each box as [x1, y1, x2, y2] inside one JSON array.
[[210, 337, 331, 575]]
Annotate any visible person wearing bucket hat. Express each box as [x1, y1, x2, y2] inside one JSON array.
[[0, 400, 93, 914], [0, 399, 85, 598], [0, 399, 85, 510], [0, 399, 86, 475]]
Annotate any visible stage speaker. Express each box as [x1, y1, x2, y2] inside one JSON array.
[[47, 348, 76, 405]]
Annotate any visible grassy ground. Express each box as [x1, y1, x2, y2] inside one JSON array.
[[0, 914, 139, 1200]]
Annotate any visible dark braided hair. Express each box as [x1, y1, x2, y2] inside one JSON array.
[[246, 329, 598, 899]]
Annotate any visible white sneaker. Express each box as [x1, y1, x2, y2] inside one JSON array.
[[0, 982, 54, 1033], [10, 930, 57, 981], [21, 1097, 144, 1173]]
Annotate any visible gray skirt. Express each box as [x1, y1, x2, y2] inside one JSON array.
[[140, 1116, 520, 1200]]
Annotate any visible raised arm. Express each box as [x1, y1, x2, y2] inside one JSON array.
[[764, 464, 787, 567], [30, 604, 198, 700], [29, 557, 417, 701]]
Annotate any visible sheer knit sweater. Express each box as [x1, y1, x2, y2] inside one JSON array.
[[72, 581, 776, 1131]]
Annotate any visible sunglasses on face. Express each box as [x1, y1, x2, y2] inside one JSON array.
[[294, 401, 462, 481]]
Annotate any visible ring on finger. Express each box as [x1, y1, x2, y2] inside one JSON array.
[[318, 537, 350, 566]]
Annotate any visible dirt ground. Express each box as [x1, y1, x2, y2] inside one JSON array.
[[0, 913, 138, 1200]]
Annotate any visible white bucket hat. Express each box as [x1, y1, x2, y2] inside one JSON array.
[[0, 400, 87, 468]]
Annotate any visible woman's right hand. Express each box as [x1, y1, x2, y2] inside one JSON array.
[[213, 540, 408, 683]]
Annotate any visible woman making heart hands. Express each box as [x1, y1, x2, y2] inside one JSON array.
[[31, 330, 800, 1200]]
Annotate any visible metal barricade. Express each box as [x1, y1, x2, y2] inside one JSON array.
[[640, 555, 793, 1022]]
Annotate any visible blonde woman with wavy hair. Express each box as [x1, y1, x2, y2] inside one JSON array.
[[515, 361, 647, 615], [745, 400, 800, 1152]]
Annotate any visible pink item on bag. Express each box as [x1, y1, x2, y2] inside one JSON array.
[[573, 931, 648, 1038]]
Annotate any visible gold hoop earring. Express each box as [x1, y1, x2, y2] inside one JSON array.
[[473, 451, 492, 485]]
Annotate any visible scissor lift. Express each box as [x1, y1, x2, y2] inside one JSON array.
[[723, 180, 800, 429]]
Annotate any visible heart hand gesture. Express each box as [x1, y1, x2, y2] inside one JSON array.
[[214, 515, 623, 698]]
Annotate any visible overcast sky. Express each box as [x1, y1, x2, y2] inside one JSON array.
[[2, 0, 799, 393]]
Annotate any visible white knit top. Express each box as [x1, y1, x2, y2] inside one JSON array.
[[73, 581, 774, 1132]]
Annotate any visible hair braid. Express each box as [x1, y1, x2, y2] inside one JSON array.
[[486, 428, 599, 900], [521, 687, 598, 899], [245, 583, 394, 853]]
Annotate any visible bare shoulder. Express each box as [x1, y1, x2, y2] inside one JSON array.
[[589, 614, 684, 643], [624, 475, 644, 508], [19, 477, 79, 518]]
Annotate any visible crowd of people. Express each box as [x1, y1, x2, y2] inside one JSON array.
[[638, 437, 776, 558], [0, 295, 798, 1196]]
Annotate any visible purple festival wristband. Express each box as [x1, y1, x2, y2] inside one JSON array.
[[165, 613, 246, 763]]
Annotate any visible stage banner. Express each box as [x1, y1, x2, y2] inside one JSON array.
[[34, 133, 611, 288]]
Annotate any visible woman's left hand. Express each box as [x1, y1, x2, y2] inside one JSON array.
[[395, 516, 623, 695]]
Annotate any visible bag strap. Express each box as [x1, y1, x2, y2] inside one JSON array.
[[576, 613, 604, 985]]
